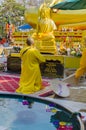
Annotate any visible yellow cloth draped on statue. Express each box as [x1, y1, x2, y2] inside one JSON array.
[[38, 19, 57, 33]]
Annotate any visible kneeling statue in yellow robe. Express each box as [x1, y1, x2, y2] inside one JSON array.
[[16, 37, 45, 94]]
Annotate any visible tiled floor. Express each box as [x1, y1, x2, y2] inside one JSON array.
[[0, 71, 86, 129]]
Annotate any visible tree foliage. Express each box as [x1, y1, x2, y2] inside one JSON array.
[[0, 0, 25, 26]]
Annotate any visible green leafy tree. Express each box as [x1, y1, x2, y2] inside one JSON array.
[[0, 0, 25, 35]]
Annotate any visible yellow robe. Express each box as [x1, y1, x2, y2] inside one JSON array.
[[16, 46, 45, 94], [75, 48, 86, 78]]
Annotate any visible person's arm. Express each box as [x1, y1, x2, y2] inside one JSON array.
[[34, 49, 46, 63]]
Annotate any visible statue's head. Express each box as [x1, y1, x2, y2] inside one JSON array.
[[39, 3, 51, 19]]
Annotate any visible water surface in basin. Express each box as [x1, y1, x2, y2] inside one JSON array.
[[0, 98, 57, 130]]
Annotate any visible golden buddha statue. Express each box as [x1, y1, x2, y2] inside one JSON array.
[[32, 3, 57, 54], [37, 3, 57, 33]]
